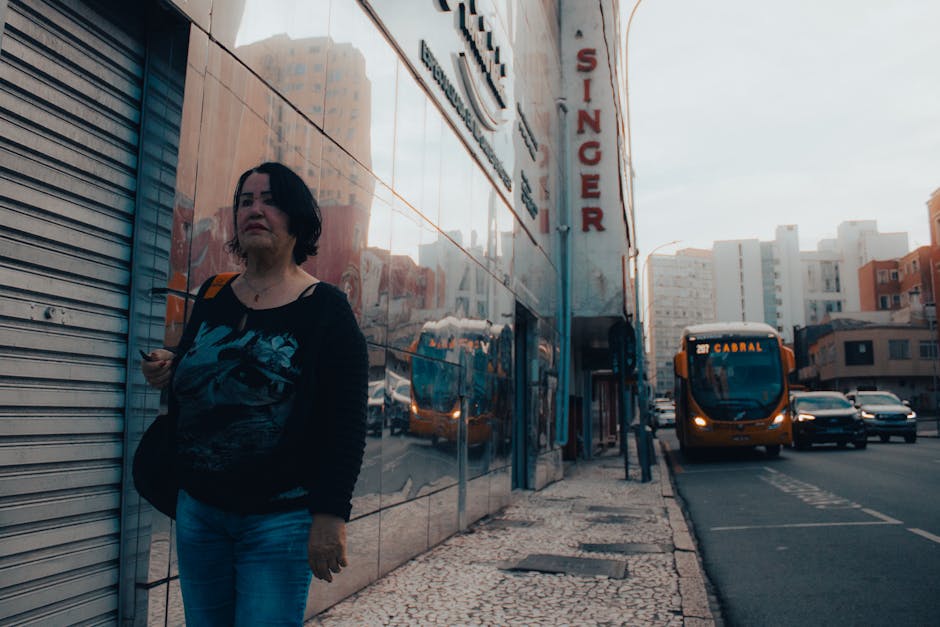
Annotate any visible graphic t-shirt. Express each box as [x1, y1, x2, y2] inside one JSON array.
[[174, 321, 302, 473], [168, 278, 368, 518]]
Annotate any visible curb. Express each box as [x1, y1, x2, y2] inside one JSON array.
[[656, 440, 721, 626]]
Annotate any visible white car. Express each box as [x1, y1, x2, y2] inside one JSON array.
[[654, 408, 676, 428]]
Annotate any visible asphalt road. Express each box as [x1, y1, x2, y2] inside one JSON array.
[[659, 428, 940, 627]]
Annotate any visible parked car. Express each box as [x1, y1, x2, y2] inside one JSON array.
[[388, 375, 411, 435], [649, 398, 675, 430], [654, 408, 676, 428], [846, 390, 917, 443], [789, 391, 866, 450], [367, 380, 386, 436]]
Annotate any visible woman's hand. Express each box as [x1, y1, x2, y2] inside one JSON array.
[[140, 349, 175, 389], [307, 514, 347, 582]]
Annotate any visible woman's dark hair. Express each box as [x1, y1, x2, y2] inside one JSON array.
[[225, 162, 321, 264]]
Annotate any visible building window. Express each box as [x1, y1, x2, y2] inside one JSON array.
[[890, 270, 899, 281], [920, 341, 939, 360], [879, 295, 889, 310], [892, 294, 901, 307], [888, 340, 910, 360], [844, 340, 874, 366]]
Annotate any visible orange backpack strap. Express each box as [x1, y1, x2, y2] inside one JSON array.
[[203, 272, 238, 300]]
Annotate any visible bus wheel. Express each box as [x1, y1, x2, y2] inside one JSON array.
[[765, 445, 781, 458]]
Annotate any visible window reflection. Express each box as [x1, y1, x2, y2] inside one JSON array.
[[327, 0, 397, 184]]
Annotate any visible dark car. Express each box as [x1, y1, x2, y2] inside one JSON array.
[[846, 390, 917, 443], [790, 391, 867, 450], [367, 380, 386, 436]]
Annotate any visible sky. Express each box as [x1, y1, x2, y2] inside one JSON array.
[[627, 0, 940, 256]]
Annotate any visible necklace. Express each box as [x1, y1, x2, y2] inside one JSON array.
[[240, 274, 286, 304]]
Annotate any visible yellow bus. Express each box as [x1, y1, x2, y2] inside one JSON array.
[[673, 322, 795, 457]]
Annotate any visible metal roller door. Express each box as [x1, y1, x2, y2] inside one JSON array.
[[0, 0, 184, 623]]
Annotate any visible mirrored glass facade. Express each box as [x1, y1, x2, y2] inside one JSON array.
[[151, 0, 576, 618]]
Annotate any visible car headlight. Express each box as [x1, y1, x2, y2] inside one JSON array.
[[797, 413, 816, 422], [861, 410, 875, 419], [906, 410, 917, 420]]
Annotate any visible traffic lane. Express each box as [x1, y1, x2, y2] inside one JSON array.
[[663, 442, 940, 626], [701, 522, 937, 627], [776, 438, 940, 540], [666, 456, 889, 531]]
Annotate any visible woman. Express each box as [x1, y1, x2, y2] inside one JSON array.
[[141, 162, 368, 626]]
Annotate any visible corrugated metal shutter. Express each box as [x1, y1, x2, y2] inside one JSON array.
[[0, 0, 161, 624]]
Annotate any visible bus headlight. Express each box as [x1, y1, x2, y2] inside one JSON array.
[[411, 402, 418, 414], [797, 413, 816, 422], [451, 408, 461, 419], [769, 413, 786, 429], [692, 416, 708, 429]]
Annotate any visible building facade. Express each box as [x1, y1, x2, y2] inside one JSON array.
[[834, 220, 909, 312], [713, 239, 764, 323], [646, 249, 715, 398], [0, 1, 636, 624], [797, 319, 937, 411]]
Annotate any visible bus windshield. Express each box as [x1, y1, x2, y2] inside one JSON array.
[[687, 336, 783, 421], [411, 354, 459, 413]]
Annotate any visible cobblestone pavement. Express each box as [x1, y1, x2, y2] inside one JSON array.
[[307, 443, 718, 626]]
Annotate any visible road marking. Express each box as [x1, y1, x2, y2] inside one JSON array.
[[760, 471, 860, 509], [711, 521, 899, 531], [676, 466, 770, 474], [861, 508, 903, 524], [908, 528, 940, 544]]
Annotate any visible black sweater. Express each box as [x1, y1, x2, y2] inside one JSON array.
[[168, 277, 368, 521]]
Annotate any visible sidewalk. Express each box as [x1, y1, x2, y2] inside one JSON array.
[[308, 443, 718, 626]]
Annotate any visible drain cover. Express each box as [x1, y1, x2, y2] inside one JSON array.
[[484, 519, 536, 530], [503, 554, 628, 579], [580, 542, 672, 554], [580, 505, 664, 517], [587, 515, 638, 524]]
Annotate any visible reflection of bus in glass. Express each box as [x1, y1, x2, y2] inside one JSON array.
[[673, 322, 795, 457], [409, 317, 511, 447]]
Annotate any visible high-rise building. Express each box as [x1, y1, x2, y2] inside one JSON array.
[[647, 249, 716, 397], [801, 238, 846, 326], [771, 225, 805, 342], [834, 220, 909, 311], [713, 239, 764, 322]]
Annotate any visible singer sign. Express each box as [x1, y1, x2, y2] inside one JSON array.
[[576, 47, 605, 233]]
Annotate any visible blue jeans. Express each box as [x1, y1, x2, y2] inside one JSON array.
[[176, 490, 313, 626]]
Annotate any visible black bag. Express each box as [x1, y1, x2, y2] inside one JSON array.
[[131, 273, 237, 519], [132, 413, 178, 519]]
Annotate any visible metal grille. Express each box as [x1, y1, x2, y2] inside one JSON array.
[[0, 1, 154, 623]]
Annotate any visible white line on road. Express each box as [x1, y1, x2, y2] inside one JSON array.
[[677, 466, 771, 474], [861, 508, 903, 524], [908, 528, 940, 544], [711, 521, 899, 531]]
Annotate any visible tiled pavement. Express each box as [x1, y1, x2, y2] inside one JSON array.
[[307, 441, 719, 626]]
